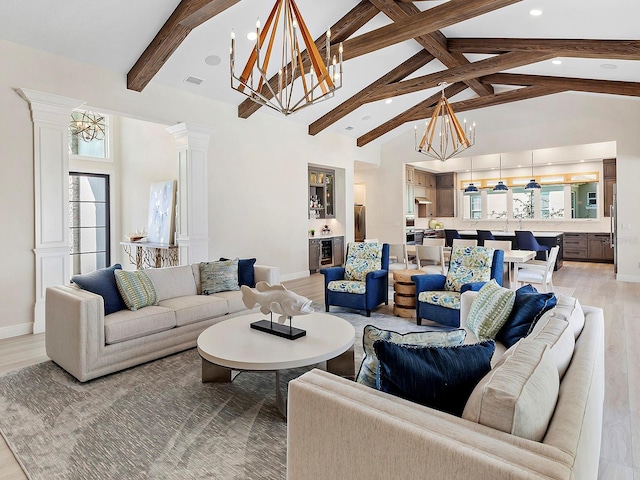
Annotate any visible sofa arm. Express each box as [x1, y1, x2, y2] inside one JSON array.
[[254, 265, 280, 285], [45, 285, 105, 382], [287, 369, 572, 480]]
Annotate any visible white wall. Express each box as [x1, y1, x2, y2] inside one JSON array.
[[0, 38, 380, 337], [371, 93, 640, 282]]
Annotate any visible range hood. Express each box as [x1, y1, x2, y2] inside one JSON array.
[[415, 196, 432, 204]]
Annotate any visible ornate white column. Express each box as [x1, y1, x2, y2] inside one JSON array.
[[18, 89, 85, 333], [166, 123, 214, 265]]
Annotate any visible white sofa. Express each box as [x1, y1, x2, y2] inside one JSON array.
[[287, 292, 604, 480], [45, 263, 279, 382]]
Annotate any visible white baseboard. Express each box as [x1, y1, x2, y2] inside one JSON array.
[[616, 273, 640, 283], [280, 270, 311, 282], [0, 322, 33, 340]]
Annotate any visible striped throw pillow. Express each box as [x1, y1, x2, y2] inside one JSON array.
[[114, 270, 158, 311], [466, 279, 515, 340]]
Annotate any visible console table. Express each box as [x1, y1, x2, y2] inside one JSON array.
[[120, 241, 178, 269]]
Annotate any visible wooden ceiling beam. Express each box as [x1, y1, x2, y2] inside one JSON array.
[[482, 73, 640, 97], [357, 85, 565, 147], [369, 0, 493, 97], [127, 0, 240, 92], [356, 83, 468, 147], [308, 51, 435, 136], [340, 0, 522, 61], [237, 0, 379, 119], [447, 38, 640, 59], [364, 51, 553, 103]]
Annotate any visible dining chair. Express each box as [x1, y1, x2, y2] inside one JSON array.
[[451, 238, 478, 248], [364, 238, 379, 243], [513, 246, 560, 292], [444, 229, 461, 247], [476, 230, 495, 246], [514, 231, 551, 260], [422, 238, 446, 247], [414, 245, 446, 275], [387, 243, 416, 272]]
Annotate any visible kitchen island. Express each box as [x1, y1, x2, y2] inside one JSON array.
[[458, 230, 564, 270]]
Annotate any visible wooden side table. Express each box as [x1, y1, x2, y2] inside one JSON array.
[[393, 269, 417, 318]]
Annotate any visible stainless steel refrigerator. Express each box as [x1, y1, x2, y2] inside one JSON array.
[[611, 183, 618, 273], [354, 205, 366, 242]]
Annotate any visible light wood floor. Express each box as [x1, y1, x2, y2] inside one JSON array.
[[0, 261, 636, 479]]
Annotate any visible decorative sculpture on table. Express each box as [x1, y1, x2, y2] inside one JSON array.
[[242, 282, 314, 340]]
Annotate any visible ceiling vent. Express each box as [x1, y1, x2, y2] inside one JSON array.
[[184, 75, 203, 86]]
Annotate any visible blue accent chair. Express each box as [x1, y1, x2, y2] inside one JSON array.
[[515, 230, 551, 260], [476, 230, 495, 246], [412, 246, 504, 327], [444, 229, 461, 247], [321, 243, 390, 317]]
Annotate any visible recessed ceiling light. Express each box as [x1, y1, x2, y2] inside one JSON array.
[[247, 32, 258, 41], [529, 9, 542, 16], [552, 60, 562, 65], [345, 126, 354, 131], [601, 63, 618, 70], [385, 99, 393, 104], [580, 159, 585, 162], [204, 55, 221, 66], [362, 115, 372, 121], [547, 162, 552, 165]]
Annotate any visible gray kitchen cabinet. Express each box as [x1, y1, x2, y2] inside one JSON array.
[[309, 239, 321, 272], [333, 236, 345, 266], [309, 167, 335, 219]]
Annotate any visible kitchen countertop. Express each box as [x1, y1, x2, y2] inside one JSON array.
[[308, 234, 344, 240], [458, 230, 564, 237]]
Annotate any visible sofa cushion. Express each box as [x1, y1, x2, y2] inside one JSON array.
[[374, 340, 494, 416], [443, 246, 494, 292], [466, 279, 515, 340], [158, 295, 229, 327], [527, 315, 575, 378], [71, 264, 125, 315], [356, 325, 466, 388], [104, 306, 176, 344], [144, 265, 197, 302], [344, 242, 383, 282], [462, 339, 559, 441], [220, 257, 257, 288], [548, 294, 585, 339], [496, 284, 557, 348], [208, 290, 246, 314], [114, 270, 158, 311], [200, 259, 240, 295]]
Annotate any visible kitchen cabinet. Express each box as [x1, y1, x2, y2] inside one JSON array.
[[309, 239, 321, 272], [333, 236, 345, 266], [588, 233, 614, 262], [563, 232, 613, 263], [406, 165, 415, 184], [406, 183, 415, 215], [603, 158, 616, 218], [435, 172, 456, 217], [308, 167, 335, 219], [415, 170, 435, 187]]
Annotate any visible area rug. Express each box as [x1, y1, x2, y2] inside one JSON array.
[[0, 308, 446, 480]]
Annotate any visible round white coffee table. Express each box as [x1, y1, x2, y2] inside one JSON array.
[[197, 311, 356, 417]]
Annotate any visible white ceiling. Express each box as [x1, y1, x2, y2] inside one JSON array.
[[1, 0, 639, 145]]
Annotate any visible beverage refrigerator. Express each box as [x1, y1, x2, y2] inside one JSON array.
[[354, 205, 366, 242]]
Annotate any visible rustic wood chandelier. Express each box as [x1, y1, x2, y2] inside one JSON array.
[[415, 83, 476, 161], [230, 0, 343, 115]]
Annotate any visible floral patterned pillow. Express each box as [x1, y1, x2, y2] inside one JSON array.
[[345, 242, 383, 282], [444, 246, 494, 292]]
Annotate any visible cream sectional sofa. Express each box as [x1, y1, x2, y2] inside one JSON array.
[[45, 263, 279, 382], [287, 292, 604, 480]]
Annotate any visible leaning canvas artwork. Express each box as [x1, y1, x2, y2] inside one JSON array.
[[147, 180, 176, 244]]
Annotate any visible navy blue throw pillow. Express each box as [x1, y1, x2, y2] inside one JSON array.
[[71, 264, 125, 315], [219, 257, 257, 287], [374, 340, 495, 417], [496, 284, 557, 348]]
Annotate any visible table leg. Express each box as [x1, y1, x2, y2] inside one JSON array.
[[201, 358, 232, 383], [327, 346, 355, 380], [275, 370, 287, 418]]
